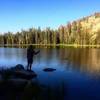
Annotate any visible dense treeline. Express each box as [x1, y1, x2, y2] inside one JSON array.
[[0, 12, 100, 47]]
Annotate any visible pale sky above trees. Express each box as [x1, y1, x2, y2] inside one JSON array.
[[0, 0, 99, 33]]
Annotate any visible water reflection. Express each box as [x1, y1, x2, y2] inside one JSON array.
[[60, 48, 100, 76], [0, 47, 100, 76], [0, 47, 100, 99]]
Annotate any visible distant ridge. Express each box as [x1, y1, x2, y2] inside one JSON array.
[[0, 12, 100, 46], [58, 12, 100, 44]]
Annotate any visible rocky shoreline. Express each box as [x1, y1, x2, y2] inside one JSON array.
[[0, 64, 39, 100], [0, 64, 64, 100]]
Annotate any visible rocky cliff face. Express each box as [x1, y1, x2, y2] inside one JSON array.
[[60, 12, 100, 44]]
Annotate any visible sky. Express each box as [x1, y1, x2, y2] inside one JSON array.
[[0, 0, 99, 33]]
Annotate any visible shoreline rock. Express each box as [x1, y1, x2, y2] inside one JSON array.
[[0, 64, 37, 80], [43, 68, 56, 72]]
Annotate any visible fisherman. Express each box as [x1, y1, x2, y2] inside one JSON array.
[[27, 45, 40, 70]]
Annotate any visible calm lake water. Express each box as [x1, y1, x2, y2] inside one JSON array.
[[0, 47, 100, 100]]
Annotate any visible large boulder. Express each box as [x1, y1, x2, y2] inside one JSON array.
[[0, 64, 37, 80], [10, 64, 24, 72], [13, 70, 37, 80], [14, 64, 24, 71]]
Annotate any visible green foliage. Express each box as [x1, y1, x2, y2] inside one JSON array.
[[0, 13, 100, 47]]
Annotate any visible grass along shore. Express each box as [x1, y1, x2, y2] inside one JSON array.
[[0, 44, 100, 48]]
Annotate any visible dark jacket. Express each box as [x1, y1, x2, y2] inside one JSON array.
[[27, 47, 40, 63]]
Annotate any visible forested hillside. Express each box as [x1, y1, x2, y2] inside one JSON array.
[[0, 12, 100, 46]]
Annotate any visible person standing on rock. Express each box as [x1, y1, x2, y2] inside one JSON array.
[[27, 45, 40, 71]]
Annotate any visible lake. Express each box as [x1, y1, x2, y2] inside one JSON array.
[[0, 47, 100, 100]]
